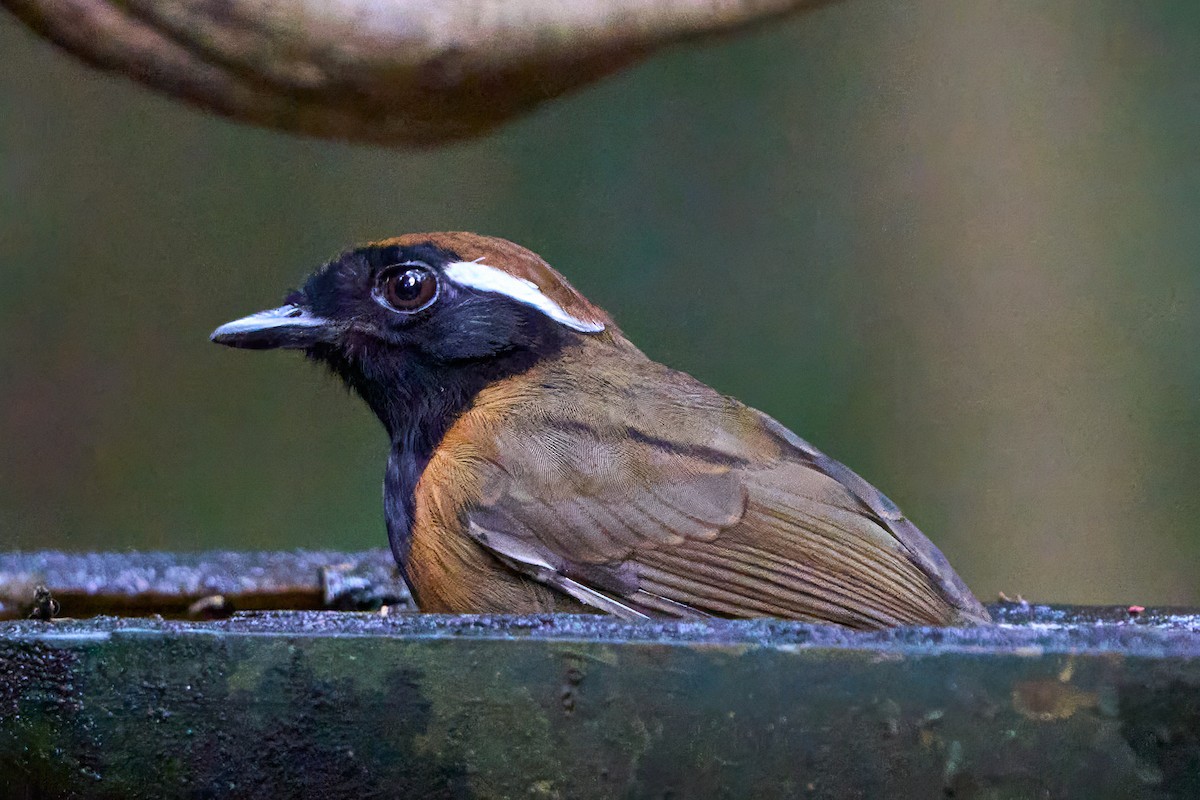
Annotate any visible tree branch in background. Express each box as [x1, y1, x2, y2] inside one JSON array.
[[2, 0, 830, 146]]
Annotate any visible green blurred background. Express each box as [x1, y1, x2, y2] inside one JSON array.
[[2, 1, 1198, 604]]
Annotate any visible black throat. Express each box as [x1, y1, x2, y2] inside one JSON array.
[[311, 337, 565, 596]]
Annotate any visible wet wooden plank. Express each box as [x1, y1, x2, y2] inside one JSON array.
[[0, 549, 412, 619], [2, 600, 1199, 798]]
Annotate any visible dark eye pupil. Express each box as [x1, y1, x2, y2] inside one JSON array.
[[381, 266, 437, 311], [396, 271, 423, 300]]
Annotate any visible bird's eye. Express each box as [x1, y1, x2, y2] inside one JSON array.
[[376, 265, 438, 313]]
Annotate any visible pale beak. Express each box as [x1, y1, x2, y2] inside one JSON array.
[[210, 304, 334, 350]]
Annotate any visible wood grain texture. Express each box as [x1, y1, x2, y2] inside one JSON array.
[[2, 0, 832, 146]]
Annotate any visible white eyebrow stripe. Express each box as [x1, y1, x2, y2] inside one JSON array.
[[443, 261, 605, 333]]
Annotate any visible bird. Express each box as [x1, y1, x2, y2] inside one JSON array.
[[211, 233, 990, 628]]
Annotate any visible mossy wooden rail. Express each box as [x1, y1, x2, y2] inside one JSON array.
[[2, 550, 1198, 798]]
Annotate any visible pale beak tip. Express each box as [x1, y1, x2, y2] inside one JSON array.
[[208, 305, 331, 350]]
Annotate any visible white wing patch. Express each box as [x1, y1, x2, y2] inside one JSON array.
[[443, 261, 605, 333]]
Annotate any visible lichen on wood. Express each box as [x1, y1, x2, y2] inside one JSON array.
[[4, 604, 1200, 797]]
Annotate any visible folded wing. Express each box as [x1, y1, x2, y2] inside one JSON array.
[[463, 375, 989, 628]]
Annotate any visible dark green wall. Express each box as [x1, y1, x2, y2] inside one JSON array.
[[2, 0, 1199, 604]]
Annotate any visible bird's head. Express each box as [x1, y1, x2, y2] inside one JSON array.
[[212, 232, 615, 436], [212, 232, 611, 357]]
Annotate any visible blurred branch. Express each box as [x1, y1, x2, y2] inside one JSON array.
[[0, 549, 412, 619], [3, 0, 832, 146]]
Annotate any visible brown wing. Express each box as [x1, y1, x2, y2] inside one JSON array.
[[462, 361, 990, 629]]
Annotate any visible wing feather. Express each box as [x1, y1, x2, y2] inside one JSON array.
[[459, 361, 989, 628]]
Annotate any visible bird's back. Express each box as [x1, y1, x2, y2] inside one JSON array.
[[409, 338, 989, 627]]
